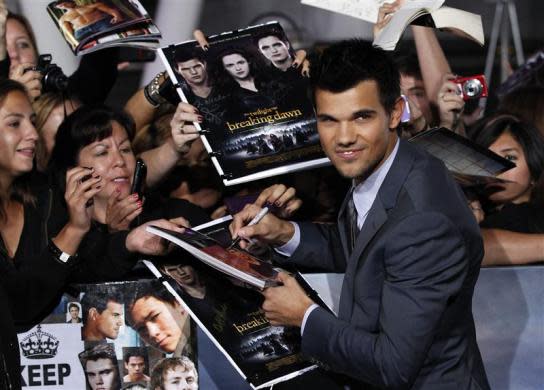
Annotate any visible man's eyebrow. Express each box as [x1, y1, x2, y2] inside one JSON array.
[[316, 113, 337, 121], [351, 109, 376, 119]]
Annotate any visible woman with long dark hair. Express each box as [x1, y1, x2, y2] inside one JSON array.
[[0, 79, 96, 388], [215, 47, 275, 111], [471, 114, 544, 265]]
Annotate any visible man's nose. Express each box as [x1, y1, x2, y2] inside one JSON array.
[[336, 122, 357, 146]]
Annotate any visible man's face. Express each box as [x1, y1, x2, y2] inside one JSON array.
[[94, 301, 124, 339], [177, 59, 207, 86], [315, 80, 402, 182], [164, 265, 197, 287], [258, 36, 290, 64], [69, 306, 80, 320], [163, 366, 198, 390], [125, 356, 145, 380], [86, 358, 117, 390], [130, 297, 188, 353], [400, 74, 432, 124]]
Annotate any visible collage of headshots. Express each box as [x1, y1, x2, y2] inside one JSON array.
[[19, 279, 198, 390], [161, 23, 325, 184]]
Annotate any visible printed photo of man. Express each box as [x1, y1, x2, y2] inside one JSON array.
[[255, 30, 293, 71], [175, 49, 212, 99], [67, 302, 82, 323], [127, 281, 192, 356], [149, 356, 198, 390], [81, 290, 124, 341], [122, 347, 150, 384], [79, 344, 121, 390], [55, 0, 123, 42]]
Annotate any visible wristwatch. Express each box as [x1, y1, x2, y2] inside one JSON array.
[[48, 240, 78, 265]]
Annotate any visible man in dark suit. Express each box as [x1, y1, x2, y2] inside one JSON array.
[[231, 40, 490, 389]]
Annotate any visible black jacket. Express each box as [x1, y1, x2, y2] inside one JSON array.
[[0, 187, 73, 389]]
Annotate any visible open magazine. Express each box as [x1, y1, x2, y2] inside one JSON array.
[[158, 22, 330, 186], [301, 0, 484, 51], [146, 221, 280, 290], [47, 0, 161, 55], [409, 127, 515, 187], [143, 216, 331, 388]]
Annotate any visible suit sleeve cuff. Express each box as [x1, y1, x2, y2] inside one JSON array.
[[301, 303, 320, 336], [274, 222, 300, 257]]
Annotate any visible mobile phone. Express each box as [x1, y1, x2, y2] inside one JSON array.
[[131, 159, 147, 199], [400, 94, 411, 123]]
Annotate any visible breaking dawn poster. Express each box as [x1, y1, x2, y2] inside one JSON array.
[[159, 22, 329, 186]]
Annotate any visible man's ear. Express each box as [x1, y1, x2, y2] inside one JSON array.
[[89, 308, 98, 321], [389, 97, 405, 130]]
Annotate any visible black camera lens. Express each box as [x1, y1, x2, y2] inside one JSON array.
[[42, 65, 69, 93], [463, 79, 483, 99]]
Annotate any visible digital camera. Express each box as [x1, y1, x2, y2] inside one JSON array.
[[28, 54, 69, 93], [452, 74, 488, 101]]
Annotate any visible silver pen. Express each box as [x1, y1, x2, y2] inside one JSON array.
[[228, 207, 269, 249]]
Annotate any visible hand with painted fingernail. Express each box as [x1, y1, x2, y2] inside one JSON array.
[[105, 191, 143, 232]]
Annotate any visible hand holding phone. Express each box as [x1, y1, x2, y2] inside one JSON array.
[[131, 158, 147, 199]]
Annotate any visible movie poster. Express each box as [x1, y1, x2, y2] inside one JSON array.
[[18, 279, 198, 390], [142, 217, 323, 389], [159, 22, 330, 186]]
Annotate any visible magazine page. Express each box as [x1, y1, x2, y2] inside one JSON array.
[[47, 0, 152, 54], [409, 127, 516, 187], [429, 7, 484, 46], [78, 23, 161, 55], [144, 258, 318, 389], [158, 22, 329, 186], [373, 0, 442, 50], [301, 0, 390, 23], [146, 219, 281, 289]]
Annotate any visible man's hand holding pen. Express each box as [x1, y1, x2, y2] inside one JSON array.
[[229, 199, 312, 328], [229, 203, 295, 250]]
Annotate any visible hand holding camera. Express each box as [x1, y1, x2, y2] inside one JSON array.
[[9, 62, 43, 100], [11, 54, 68, 100], [452, 74, 488, 101]]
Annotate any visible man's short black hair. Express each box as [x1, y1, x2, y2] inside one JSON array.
[[68, 302, 79, 311], [125, 281, 178, 326], [80, 287, 123, 324], [393, 52, 422, 80], [309, 39, 401, 113], [175, 46, 206, 65], [79, 343, 117, 367], [253, 29, 288, 47], [123, 347, 147, 364]]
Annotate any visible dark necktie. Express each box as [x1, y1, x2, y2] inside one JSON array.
[[346, 192, 360, 252]]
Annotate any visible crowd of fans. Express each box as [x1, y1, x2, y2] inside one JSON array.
[[0, 0, 542, 388]]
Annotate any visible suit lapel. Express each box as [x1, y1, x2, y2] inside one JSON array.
[[339, 199, 388, 320], [350, 198, 388, 265], [338, 139, 416, 320]]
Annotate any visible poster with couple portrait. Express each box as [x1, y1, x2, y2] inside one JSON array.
[[142, 216, 331, 389], [159, 22, 330, 186]]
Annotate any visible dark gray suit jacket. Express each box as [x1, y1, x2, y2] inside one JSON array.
[[286, 140, 490, 389]]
